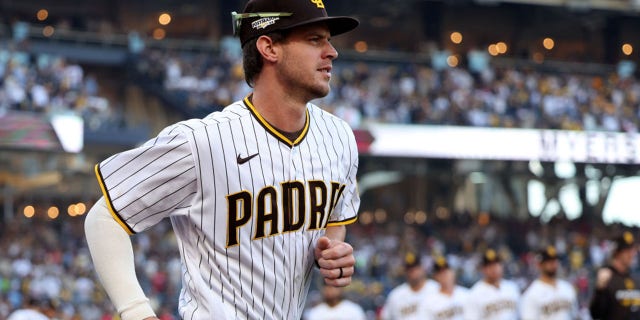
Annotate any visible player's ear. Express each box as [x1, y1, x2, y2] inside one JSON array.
[[256, 35, 279, 63]]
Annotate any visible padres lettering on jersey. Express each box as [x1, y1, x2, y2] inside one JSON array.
[[540, 300, 573, 316], [483, 300, 517, 318], [435, 306, 464, 320], [418, 286, 469, 320], [400, 304, 419, 317], [95, 96, 360, 320], [226, 180, 345, 247]]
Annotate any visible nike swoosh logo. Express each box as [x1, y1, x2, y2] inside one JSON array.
[[237, 153, 259, 164]]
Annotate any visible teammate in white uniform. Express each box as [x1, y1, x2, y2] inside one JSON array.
[[464, 249, 520, 320], [520, 246, 578, 320], [418, 256, 469, 320], [7, 297, 51, 320], [380, 252, 439, 320], [305, 285, 366, 320], [7, 309, 49, 320], [84, 1, 361, 319]]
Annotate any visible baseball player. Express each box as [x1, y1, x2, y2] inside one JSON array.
[[520, 246, 578, 320], [380, 252, 439, 320], [305, 284, 366, 320], [84, 0, 361, 319], [590, 231, 640, 320], [418, 256, 469, 320], [463, 248, 520, 320]]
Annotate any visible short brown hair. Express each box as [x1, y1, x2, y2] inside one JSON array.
[[242, 31, 287, 87]]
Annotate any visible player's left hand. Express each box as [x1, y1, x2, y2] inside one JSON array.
[[314, 236, 355, 287]]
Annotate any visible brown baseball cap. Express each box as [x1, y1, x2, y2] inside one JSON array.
[[537, 246, 559, 262], [404, 252, 422, 269], [432, 256, 450, 273], [233, 0, 359, 46], [614, 231, 636, 254], [482, 248, 501, 266]]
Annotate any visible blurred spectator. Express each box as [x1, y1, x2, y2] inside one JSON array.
[[0, 41, 124, 133]]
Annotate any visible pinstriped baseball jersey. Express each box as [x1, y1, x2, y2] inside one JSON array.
[[520, 279, 577, 320], [94, 95, 360, 320], [380, 280, 439, 320], [463, 279, 520, 320], [418, 286, 469, 320]]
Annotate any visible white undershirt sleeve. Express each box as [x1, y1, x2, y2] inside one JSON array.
[[84, 197, 156, 320]]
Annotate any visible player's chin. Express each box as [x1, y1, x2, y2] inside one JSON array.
[[309, 85, 330, 99]]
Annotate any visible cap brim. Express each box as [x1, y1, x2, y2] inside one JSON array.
[[482, 260, 501, 266], [285, 16, 359, 36], [433, 266, 449, 273]]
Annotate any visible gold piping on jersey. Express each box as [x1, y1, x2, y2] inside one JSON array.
[[327, 215, 358, 227], [243, 95, 310, 147], [94, 164, 135, 235]]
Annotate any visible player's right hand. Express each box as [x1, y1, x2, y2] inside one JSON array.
[[596, 268, 612, 289]]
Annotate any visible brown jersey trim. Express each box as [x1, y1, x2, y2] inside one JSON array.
[[243, 95, 310, 147], [94, 164, 135, 235], [326, 215, 358, 227]]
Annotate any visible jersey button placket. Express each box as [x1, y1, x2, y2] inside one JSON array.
[[288, 146, 297, 181]]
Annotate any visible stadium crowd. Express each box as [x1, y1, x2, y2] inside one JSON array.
[[134, 45, 640, 133], [0, 209, 632, 319], [0, 44, 121, 132]]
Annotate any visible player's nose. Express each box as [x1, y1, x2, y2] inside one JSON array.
[[324, 41, 338, 60]]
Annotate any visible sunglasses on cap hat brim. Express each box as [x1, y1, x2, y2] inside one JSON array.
[[231, 11, 293, 37]]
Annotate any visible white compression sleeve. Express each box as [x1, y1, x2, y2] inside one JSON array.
[[84, 197, 156, 320]]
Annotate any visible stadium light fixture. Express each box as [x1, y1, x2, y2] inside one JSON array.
[[354, 41, 368, 53], [159, 13, 172, 26], [37, 9, 48, 21], [153, 28, 166, 40], [488, 44, 499, 56], [42, 26, 55, 37], [359, 211, 373, 225], [496, 42, 508, 54], [450, 31, 463, 44], [76, 203, 87, 215], [374, 209, 388, 224], [415, 211, 427, 224], [24, 205, 35, 218], [447, 55, 459, 67], [48, 206, 59, 219]]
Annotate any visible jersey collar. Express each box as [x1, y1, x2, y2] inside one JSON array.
[[243, 95, 310, 147]]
